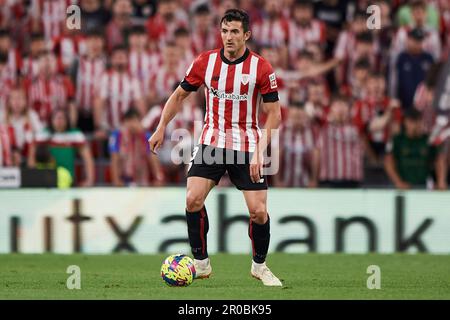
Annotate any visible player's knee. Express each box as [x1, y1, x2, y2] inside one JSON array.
[[186, 192, 204, 212], [249, 207, 267, 225]]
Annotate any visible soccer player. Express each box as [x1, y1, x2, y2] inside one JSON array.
[[148, 9, 283, 286]]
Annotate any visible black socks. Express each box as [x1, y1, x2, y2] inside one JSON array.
[[186, 206, 209, 260], [248, 215, 270, 264]]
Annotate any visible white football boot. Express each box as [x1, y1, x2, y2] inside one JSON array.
[[251, 261, 283, 286], [193, 258, 212, 279]]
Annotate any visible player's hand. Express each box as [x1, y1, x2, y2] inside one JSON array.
[[250, 151, 263, 183], [148, 126, 165, 154]]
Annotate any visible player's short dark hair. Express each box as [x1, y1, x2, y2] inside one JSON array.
[[403, 107, 422, 120], [129, 25, 147, 36], [220, 9, 250, 33], [123, 107, 141, 120], [174, 27, 190, 38]]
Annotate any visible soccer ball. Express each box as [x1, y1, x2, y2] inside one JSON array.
[[160, 254, 196, 287]]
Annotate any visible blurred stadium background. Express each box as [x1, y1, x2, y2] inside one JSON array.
[[0, 0, 449, 299]]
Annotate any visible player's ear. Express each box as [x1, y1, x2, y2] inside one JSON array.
[[244, 31, 251, 41]]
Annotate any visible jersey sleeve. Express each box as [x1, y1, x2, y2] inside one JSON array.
[[180, 53, 206, 92], [257, 59, 279, 103]]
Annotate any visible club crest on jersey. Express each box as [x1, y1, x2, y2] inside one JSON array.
[[269, 73, 277, 89], [241, 74, 250, 85]]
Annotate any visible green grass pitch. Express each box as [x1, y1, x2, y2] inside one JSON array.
[[0, 254, 449, 299]]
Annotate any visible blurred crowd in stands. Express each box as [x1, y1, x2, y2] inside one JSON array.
[[0, 0, 449, 189]]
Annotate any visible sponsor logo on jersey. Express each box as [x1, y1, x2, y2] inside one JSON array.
[[269, 73, 277, 89], [210, 87, 248, 101]]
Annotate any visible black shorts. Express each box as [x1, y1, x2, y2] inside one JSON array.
[[187, 144, 268, 191]]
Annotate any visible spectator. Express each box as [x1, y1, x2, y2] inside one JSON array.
[[318, 96, 364, 188], [353, 72, 402, 164], [29, 108, 95, 187], [131, 0, 157, 26], [191, 4, 218, 55], [395, 28, 434, 110], [384, 108, 447, 190], [142, 85, 203, 184], [21, 33, 45, 81], [304, 79, 330, 126], [70, 29, 107, 133], [109, 108, 165, 186], [174, 27, 195, 72], [26, 50, 76, 128], [2, 86, 43, 164], [105, 0, 134, 52], [288, 0, 327, 67], [34, 143, 73, 189], [30, 0, 69, 42], [413, 62, 443, 133], [0, 122, 18, 167], [273, 101, 320, 187], [0, 52, 13, 111], [80, 0, 112, 33], [252, 0, 289, 67], [396, 0, 440, 30], [127, 25, 160, 96], [147, 42, 183, 105], [340, 58, 371, 101], [94, 45, 146, 138], [0, 28, 20, 83], [145, 0, 188, 50]]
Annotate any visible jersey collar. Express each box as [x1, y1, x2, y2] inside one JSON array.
[[220, 47, 250, 65]]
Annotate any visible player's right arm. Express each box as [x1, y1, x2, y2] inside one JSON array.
[[148, 86, 191, 154], [148, 52, 206, 154]]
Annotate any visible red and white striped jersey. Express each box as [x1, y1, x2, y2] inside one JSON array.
[[3, 110, 43, 157], [31, 0, 75, 42], [75, 55, 106, 111], [26, 75, 75, 126], [149, 63, 184, 101], [0, 71, 13, 110], [181, 48, 279, 152], [352, 97, 402, 143], [191, 29, 219, 56], [0, 125, 15, 167], [252, 18, 289, 48], [279, 124, 319, 187], [288, 20, 326, 62], [98, 70, 142, 129], [51, 34, 86, 71], [128, 50, 161, 91], [142, 102, 203, 135], [20, 56, 40, 80], [318, 123, 364, 182], [6, 48, 21, 83]]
